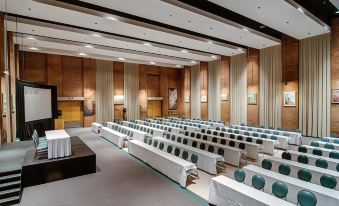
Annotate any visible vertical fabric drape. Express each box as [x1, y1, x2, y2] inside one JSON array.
[[230, 53, 247, 124], [96, 60, 114, 123], [259, 45, 282, 128], [299, 34, 330, 137], [208, 60, 221, 121], [190, 64, 201, 119], [124, 63, 140, 120]]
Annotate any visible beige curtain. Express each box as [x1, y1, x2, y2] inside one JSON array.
[[190, 64, 201, 119], [208, 60, 221, 121], [96, 60, 114, 123], [124, 63, 140, 120], [230, 53, 247, 124], [259, 45, 282, 128], [299, 34, 330, 137]]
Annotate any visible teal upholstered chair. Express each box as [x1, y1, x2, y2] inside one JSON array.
[[182, 150, 188, 160], [278, 164, 291, 176], [252, 175, 265, 191], [199, 143, 206, 150], [276, 127, 282, 131], [183, 138, 188, 145], [298, 169, 312, 182], [282, 152, 292, 160], [174, 147, 180, 156], [147, 138, 153, 145], [244, 131, 250, 136], [208, 145, 214, 153], [261, 134, 268, 139], [217, 148, 224, 156], [334, 139, 339, 144], [234, 169, 245, 183], [271, 135, 278, 140], [159, 142, 164, 150], [265, 130, 270, 134], [191, 154, 198, 165], [262, 159, 272, 170], [329, 151, 339, 159], [273, 131, 280, 135], [246, 137, 252, 142], [257, 129, 263, 133], [230, 134, 235, 139], [171, 135, 176, 141], [237, 135, 243, 141], [166, 133, 170, 139], [143, 136, 149, 143], [330, 134, 337, 138], [312, 149, 322, 156], [297, 190, 317, 206], [337, 163, 339, 172], [296, 129, 302, 133], [298, 155, 309, 164], [310, 141, 320, 147], [153, 140, 158, 147], [283, 132, 290, 137], [298, 146, 307, 153], [256, 139, 263, 145], [315, 159, 328, 169], [320, 175, 337, 189], [253, 133, 259, 137], [272, 181, 288, 199], [167, 145, 173, 153], [321, 138, 329, 142], [324, 143, 334, 150], [177, 136, 182, 143]]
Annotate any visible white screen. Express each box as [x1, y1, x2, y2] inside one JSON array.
[[24, 86, 52, 122]]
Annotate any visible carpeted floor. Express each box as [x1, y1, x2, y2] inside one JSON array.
[[17, 128, 208, 206]]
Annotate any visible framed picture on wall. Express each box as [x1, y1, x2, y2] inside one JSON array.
[[169, 88, 178, 110], [247, 92, 257, 105], [284, 91, 296, 106], [332, 90, 339, 103]]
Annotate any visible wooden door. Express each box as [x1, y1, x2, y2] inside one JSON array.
[[147, 100, 162, 118]]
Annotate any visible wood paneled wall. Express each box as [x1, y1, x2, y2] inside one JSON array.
[[183, 66, 191, 118], [247, 48, 259, 125], [113, 61, 124, 120], [331, 18, 339, 135], [83, 58, 96, 126], [200, 62, 208, 119], [281, 35, 299, 130], [220, 56, 230, 124], [139, 64, 148, 120]]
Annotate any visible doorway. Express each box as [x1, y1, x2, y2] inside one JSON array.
[[58, 101, 83, 128], [147, 100, 162, 118]]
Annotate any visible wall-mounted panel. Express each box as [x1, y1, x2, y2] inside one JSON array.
[[47, 54, 62, 97], [61, 56, 83, 97]]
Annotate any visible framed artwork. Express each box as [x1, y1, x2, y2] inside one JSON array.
[[201, 95, 207, 103], [247, 92, 257, 105], [221, 93, 228, 101], [284, 91, 296, 106], [332, 90, 339, 103], [169, 88, 178, 110]]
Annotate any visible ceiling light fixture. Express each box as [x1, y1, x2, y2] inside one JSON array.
[[79, 53, 87, 56], [118, 57, 125, 61], [211, 55, 217, 59], [143, 42, 152, 46], [150, 61, 156, 65], [93, 34, 102, 38], [85, 45, 93, 48], [181, 49, 188, 53], [324, 25, 330, 30], [27, 37, 36, 40], [336, 10, 339, 14], [191, 60, 197, 64], [29, 47, 38, 51], [207, 40, 213, 44], [238, 48, 243, 51], [176, 65, 182, 68], [297, 7, 304, 13], [106, 16, 118, 21], [242, 28, 249, 32], [259, 25, 266, 29]]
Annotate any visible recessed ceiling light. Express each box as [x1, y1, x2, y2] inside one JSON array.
[[207, 40, 213, 44], [29, 47, 38, 51], [93, 34, 101, 38], [181, 49, 188, 53], [336, 11, 339, 14], [150, 61, 156, 65], [143, 42, 152, 46], [242, 28, 249, 32], [211, 55, 217, 59], [27, 37, 36, 40], [259, 25, 266, 29], [79, 53, 87, 56], [85, 45, 93, 48], [297, 7, 304, 13], [176, 65, 182, 68], [106, 16, 117, 21], [238, 48, 243, 51], [118, 57, 125, 61], [191, 60, 197, 64], [324, 25, 330, 30]]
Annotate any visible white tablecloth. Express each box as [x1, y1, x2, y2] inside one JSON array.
[[153, 136, 224, 174], [176, 135, 243, 167], [243, 165, 339, 206], [128, 140, 196, 187], [91, 122, 102, 133], [288, 150, 339, 171], [267, 156, 339, 190], [100, 127, 127, 148], [45, 129, 71, 159], [209, 176, 295, 206], [316, 141, 339, 150]]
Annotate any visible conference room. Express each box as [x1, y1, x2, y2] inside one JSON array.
[[0, 0, 339, 206]]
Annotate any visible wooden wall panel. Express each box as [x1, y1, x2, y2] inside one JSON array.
[[61, 56, 83, 97], [139, 64, 148, 120], [160, 68, 169, 116], [19, 52, 47, 83], [184, 66, 191, 118], [331, 18, 339, 135], [8, 32, 15, 141], [281, 35, 299, 130], [220, 56, 230, 124], [83, 58, 96, 127], [47, 54, 62, 96], [113, 61, 124, 120], [147, 73, 160, 97], [0, 12, 4, 142], [247, 48, 259, 125], [200, 62, 208, 120], [177, 68, 183, 116]]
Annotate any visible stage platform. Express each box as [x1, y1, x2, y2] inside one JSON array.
[[22, 136, 96, 188]]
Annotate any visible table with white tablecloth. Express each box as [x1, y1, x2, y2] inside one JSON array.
[[153, 136, 223, 174], [316, 141, 339, 150], [106, 122, 147, 142], [267, 156, 339, 190], [209, 175, 295, 206], [91, 122, 102, 133], [243, 165, 339, 206], [128, 139, 196, 187], [122, 121, 164, 137], [293, 145, 337, 158], [45, 129, 72, 159], [100, 127, 128, 148], [288, 150, 339, 171]]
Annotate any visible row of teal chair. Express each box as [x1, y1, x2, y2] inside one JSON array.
[[299, 145, 339, 159], [319, 138, 339, 144], [170, 120, 201, 128], [144, 122, 172, 133], [262, 159, 337, 189], [116, 127, 134, 138], [234, 169, 317, 206]]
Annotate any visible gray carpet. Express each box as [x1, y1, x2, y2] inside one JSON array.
[[17, 128, 207, 206]]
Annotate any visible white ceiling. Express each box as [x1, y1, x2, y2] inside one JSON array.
[[329, 0, 339, 9], [209, 0, 331, 39]]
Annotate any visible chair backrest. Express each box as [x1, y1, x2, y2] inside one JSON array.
[[184, 131, 189, 136], [159, 142, 164, 150], [167, 145, 173, 153], [143, 136, 149, 143], [212, 137, 218, 143], [147, 138, 153, 145], [201, 129, 205, 133], [252, 175, 265, 190], [217, 148, 224, 156], [153, 140, 158, 147], [237, 135, 243, 141], [171, 135, 176, 141], [320, 175, 337, 189], [182, 151, 188, 160], [229, 141, 235, 147], [273, 131, 279, 135], [278, 163, 291, 175], [272, 181, 288, 199], [324, 143, 334, 150], [283, 132, 290, 137], [199, 143, 206, 150], [282, 152, 291, 160], [298, 146, 307, 153], [230, 134, 235, 139], [315, 158, 328, 169], [234, 130, 239, 134], [271, 135, 278, 140], [261, 134, 267, 139], [262, 159, 272, 170], [239, 143, 245, 150], [321, 138, 329, 142], [312, 149, 322, 156], [196, 133, 201, 139], [213, 131, 218, 136], [337, 163, 339, 172], [329, 151, 339, 159], [297, 155, 309, 164], [253, 133, 259, 137], [310, 141, 320, 147], [191, 154, 198, 164], [208, 145, 214, 153], [234, 169, 245, 183], [246, 137, 252, 142], [190, 132, 195, 137], [297, 169, 312, 182], [183, 138, 188, 145], [334, 139, 339, 144], [174, 147, 180, 156], [220, 132, 225, 137], [192, 141, 197, 148], [207, 130, 211, 134], [177, 136, 182, 143], [330, 133, 337, 138], [203, 135, 208, 140], [297, 190, 317, 206]]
